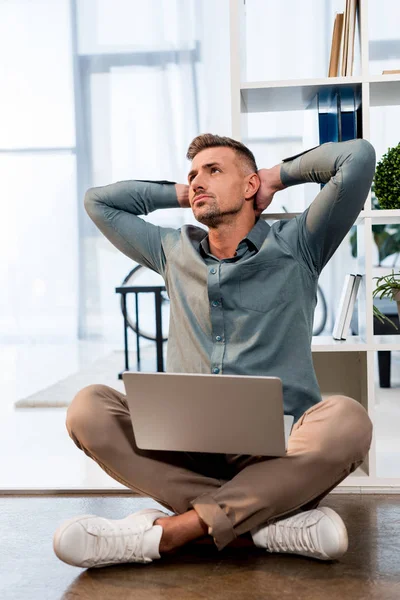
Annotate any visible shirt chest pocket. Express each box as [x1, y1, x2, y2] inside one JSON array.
[[238, 261, 291, 313]]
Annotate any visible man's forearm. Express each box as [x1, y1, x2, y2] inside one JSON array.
[[85, 180, 180, 219], [279, 140, 375, 188]]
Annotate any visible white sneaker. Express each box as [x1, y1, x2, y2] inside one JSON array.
[[53, 508, 169, 568], [250, 507, 348, 561]]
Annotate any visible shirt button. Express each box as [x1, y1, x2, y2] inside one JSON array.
[[216, 335, 222, 342], [213, 367, 220, 374], [210, 268, 217, 274], [211, 300, 220, 307]]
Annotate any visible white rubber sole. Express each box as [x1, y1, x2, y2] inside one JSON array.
[[317, 506, 349, 560]]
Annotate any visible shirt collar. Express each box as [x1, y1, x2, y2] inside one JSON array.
[[199, 217, 271, 257], [246, 217, 271, 251]]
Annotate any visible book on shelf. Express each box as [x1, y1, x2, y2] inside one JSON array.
[[341, 274, 362, 339], [382, 69, 400, 74], [341, 0, 350, 76], [333, 274, 355, 340], [328, 13, 344, 77], [332, 273, 362, 341], [328, 0, 359, 77], [345, 0, 357, 76]]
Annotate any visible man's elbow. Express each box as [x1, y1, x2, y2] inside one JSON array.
[[356, 139, 376, 171], [83, 187, 99, 216]]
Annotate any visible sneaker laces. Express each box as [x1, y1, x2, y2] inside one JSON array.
[[266, 511, 319, 554], [86, 519, 148, 565]]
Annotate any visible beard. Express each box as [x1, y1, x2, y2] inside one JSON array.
[[194, 199, 242, 228]]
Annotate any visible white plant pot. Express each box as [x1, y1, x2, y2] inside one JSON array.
[[392, 288, 400, 320]]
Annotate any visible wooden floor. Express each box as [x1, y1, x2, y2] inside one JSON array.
[[2, 494, 400, 600]]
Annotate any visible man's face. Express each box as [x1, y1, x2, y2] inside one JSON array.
[[187, 147, 251, 227]]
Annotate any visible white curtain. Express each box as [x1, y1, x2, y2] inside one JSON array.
[[79, 0, 224, 342]]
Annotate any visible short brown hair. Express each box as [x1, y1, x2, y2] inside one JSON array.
[[186, 133, 257, 175]]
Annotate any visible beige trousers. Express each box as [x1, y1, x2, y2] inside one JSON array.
[[66, 385, 372, 551]]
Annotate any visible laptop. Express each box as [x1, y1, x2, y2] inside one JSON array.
[[123, 372, 294, 457]]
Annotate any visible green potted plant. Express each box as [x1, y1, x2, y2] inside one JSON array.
[[374, 142, 400, 209], [372, 142, 400, 329], [349, 143, 400, 330], [372, 270, 400, 329]]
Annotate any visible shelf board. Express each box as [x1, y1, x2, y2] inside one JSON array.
[[366, 210, 400, 224], [239, 76, 400, 112], [259, 209, 399, 224], [241, 76, 363, 90], [311, 336, 367, 352], [240, 77, 362, 112], [373, 335, 400, 350], [368, 74, 400, 83]]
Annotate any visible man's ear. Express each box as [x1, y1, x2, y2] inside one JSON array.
[[244, 172, 260, 201]]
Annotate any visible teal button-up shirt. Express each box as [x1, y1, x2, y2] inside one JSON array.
[[85, 139, 376, 422]]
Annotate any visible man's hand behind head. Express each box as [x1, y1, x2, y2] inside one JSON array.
[[254, 165, 285, 217]]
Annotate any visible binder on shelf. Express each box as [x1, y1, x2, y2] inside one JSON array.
[[317, 88, 361, 149], [317, 88, 361, 190], [338, 88, 357, 141], [341, 274, 362, 339], [332, 274, 362, 340], [318, 90, 340, 145], [318, 89, 361, 146]]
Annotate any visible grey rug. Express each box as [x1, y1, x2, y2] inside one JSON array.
[[14, 350, 156, 408]]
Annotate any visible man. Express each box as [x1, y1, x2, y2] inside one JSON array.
[[53, 134, 375, 569]]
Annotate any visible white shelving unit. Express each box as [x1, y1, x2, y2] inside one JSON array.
[[229, 0, 400, 490]]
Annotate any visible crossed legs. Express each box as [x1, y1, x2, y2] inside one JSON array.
[[66, 384, 372, 553]]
